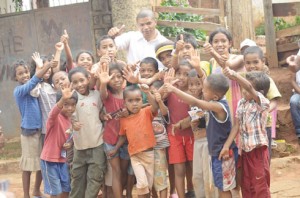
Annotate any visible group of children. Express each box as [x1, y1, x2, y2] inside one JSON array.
[[13, 26, 281, 198]]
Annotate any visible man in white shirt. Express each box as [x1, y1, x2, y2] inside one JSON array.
[[108, 8, 168, 70]]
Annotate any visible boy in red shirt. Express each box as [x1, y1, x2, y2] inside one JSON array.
[[40, 85, 78, 198]]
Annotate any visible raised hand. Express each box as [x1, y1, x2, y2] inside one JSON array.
[[60, 29, 69, 44], [97, 61, 114, 84], [55, 42, 64, 51], [175, 34, 184, 54], [223, 67, 236, 79], [128, 60, 140, 72], [188, 55, 201, 69], [164, 68, 175, 84], [108, 24, 125, 38], [100, 51, 111, 66], [61, 83, 75, 100], [123, 65, 140, 84], [31, 52, 43, 68], [153, 90, 162, 103]]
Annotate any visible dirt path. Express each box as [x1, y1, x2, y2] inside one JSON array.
[[1, 156, 300, 197]]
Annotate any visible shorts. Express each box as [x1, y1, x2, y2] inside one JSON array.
[[131, 150, 154, 195], [153, 149, 168, 192], [104, 142, 130, 160], [168, 134, 194, 164], [40, 160, 71, 195], [211, 147, 238, 191], [20, 133, 42, 171]]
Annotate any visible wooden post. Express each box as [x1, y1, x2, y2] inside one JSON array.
[[229, 0, 255, 49], [263, 0, 278, 68]]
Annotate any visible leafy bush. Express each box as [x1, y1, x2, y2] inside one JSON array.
[[157, 0, 206, 40]]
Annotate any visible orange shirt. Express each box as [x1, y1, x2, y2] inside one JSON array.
[[119, 106, 156, 156]]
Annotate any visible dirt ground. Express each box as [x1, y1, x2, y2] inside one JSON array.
[[1, 138, 300, 198]]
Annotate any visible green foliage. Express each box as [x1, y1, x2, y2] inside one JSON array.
[[157, 0, 206, 41], [12, 0, 23, 12], [256, 17, 300, 35]]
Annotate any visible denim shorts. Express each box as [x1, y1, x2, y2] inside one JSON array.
[[40, 160, 71, 195], [103, 142, 130, 160]]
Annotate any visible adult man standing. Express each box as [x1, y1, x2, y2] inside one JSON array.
[[108, 8, 168, 70]]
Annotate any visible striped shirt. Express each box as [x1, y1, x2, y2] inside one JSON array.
[[237, 92, 270, 152]]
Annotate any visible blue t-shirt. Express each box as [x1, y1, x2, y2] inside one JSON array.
[[206, 99, 236, 156], [14, 75, 42, 134]]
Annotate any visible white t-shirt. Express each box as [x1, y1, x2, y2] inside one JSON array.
[[115, 29, 168, 70]]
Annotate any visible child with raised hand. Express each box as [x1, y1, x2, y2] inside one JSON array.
[[150, 80, 170, 198], [161, 61, 195, 198], [220, 68, 271, 198], [203, 28, 243, 122], [162, 73, 238, 198], [173, 70, 218, 198], [13, 58, 54, 198], [40, 83, 78, 198], [97, 61, 129, 198], [242, 46, 281, 160], [111, 85, 159, 198], [60, 29, 73, 72], [68, 66, 106, 198]]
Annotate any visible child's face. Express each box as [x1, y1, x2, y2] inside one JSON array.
[[140, 63, 156, 79], [175, 65, 191, 90], [124, 90, 143, 114], [15, 65, 30, 84], [178, 43, 195, 60], [71, 72, 90, 95], [61, 98, 77, 117], [188, 77, 202, 98], [202, 79, 216, 101], [244, 53, 264, 72], [158, 51, 172, 68], [108, 69, 124, 91], [211, 33, 232, 55], [77, 53, 93, 71], [52, 72, 70, 90], [97, 38, 117, 59]]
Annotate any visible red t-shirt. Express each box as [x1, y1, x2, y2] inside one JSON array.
[[103, 91, 124, 145], [41, 105, 71, 163], [167, 93, 193, 136], [119, 106, 156, 156]]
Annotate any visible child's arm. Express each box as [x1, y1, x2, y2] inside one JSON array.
[[172, 116, 191, 135], [60, 30, 73, 71], [153, 90, 168, 116], [218, 120, 239, 160], [223, 67, 261, 104], [52, 42, 64, 73], [171, 34, 184, 70], [188, 55, 206, 79], [225, 55, 244, 71], [203, 42, 228, 68], [140, 84, 159, 114], [107, 135, 127, 157]]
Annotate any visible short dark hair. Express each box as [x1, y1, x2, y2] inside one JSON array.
[[151, 80, 164, 89], [188, 69, 198, 78], [96, 35, 115, 50], [243, 46, 264, 59], [140, 57, 159, 72], [12, 60, 28, 79], [136, 9, 155, 21], [68, 66, 89, 82], [246, 71, 270, 96], [175, 33, 198, 49], [52, 71, 68, 82], [209, 28, 233, 44], [75, 50, 94, 64], [56, 90, 78, 103], [178, 59, 193, 70], [206, 73, 229, 97], [123, 85, 142, 100]]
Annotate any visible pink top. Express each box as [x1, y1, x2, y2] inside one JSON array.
[[167, 93, 193, 136], [103, 91, 124, 145], [41, 105, 71, 163]]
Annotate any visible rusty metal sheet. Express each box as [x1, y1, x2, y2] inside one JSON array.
[[273, 2, 300, 17], [0, 2, 94, 137]]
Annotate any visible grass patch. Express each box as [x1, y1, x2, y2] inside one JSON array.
[[0, 141, 21, 160]]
